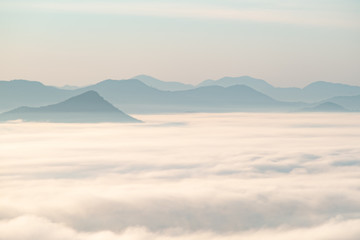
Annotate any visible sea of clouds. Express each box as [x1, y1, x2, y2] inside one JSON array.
[[1, 113, 360, 240]]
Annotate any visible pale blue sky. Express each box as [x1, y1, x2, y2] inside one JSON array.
[[1, 0, 359, 87]]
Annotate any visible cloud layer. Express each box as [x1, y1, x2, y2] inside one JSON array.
[[1, 113, 360, 239]]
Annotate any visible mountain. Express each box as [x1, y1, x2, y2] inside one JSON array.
[[0, 79, 306, 114], [132, 75, 194, 91], [166, 85, 292, 112], [58, 85, 79, 90], [171, 85, 275, 105], [265, 82, 360, 102], [299, 102, 349, 112], [0, 79, 73, 112], [197, 85, 307, 111], [0, 91, 141, 123], [324, 95, 360, 111], [300, 81, 360, 102], [74, 79, 166, 105], [75, 82, 305, 113], [197, 77, 360, 103], [198, 76, 274, 93]]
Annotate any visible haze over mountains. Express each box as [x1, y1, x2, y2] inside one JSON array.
[[46, 75, 360, 103], [0, 91, 140, 123], [197, 76, 360, 103], [299, 102, 349, 113], [324, 95, 360, 111], [133, 74, 194, 91], [0, 80, 74, 111], [1, 75, 359, 116]]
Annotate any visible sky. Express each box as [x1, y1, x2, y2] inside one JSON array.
[[1, 0, 360, 87], [1, 113, 360, 239]]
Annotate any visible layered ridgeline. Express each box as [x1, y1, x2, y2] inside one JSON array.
[[197, 76, 360, 103], [0, 91, 141, 123], [74, 79, 305, 113], [132, 74, 194, 91], [0, 75, 359, 113], [324, 95, 360, 111], [0, 79, 74, 111], [298, 102, 349, 112]]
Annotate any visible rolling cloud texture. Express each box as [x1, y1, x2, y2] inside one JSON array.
[[1, 113, 360, 239]]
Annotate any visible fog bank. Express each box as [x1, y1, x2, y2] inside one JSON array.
[[1, 113, 360, 239]]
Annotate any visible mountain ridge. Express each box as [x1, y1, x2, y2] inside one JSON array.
[[299, 102, 349, 112], [1, 76, 359, 114], [0, 91, 141, 123]]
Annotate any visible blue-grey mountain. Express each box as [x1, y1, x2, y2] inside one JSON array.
[[132, 75, 194, 91], [324, 95, 360, 111], [197, 77, 360, 102], [198, 76, 273, 93], [73, 80, 304, 113], [299, 102, 349, 112], [0, 79, 73, 112], [1, 76, 359, 114], [0, 91, 141, 123]]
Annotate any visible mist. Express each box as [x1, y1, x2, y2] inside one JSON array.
[[1, 113, 360, 239]]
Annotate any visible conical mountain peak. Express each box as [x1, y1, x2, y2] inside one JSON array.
[[0, 91, 141, 123], [42, 90, 119, 112]]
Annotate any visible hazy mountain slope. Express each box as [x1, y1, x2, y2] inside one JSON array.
[[171, 85, 275, 105], [76, 82, 305, 113], [301, 81, 360, 102], [0, 80, 73, 111], [2, 78, 360, 113], [0, 91, 140, 123], [132, 75, 194, 91], [299, 102, 349, 112], [324, 95, 360, 111], [0, 79, 307, 114], [198, 76, 274, 92], [74, 79, 167, 105], [176, 84, 304, 112], [264, 82, 360, 102], [198, 77, 360, 102]]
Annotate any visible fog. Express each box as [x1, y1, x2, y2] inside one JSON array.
[[1, 113, 360, 239]]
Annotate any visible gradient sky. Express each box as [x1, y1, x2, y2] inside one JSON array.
[[1, 0, 359, 87]]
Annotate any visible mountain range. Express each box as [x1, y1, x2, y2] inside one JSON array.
[[54, 75, 360, 103], [0, 91, 140, 123], [128, 75, 360, 103], [299, 102, 349, 113], [0, 75, 358, 116]]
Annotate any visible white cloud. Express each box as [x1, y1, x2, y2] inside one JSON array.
[[0, 113, 360, 239], [1, 215, 360, 240]]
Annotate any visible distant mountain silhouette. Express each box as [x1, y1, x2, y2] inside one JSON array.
[[58, 85, 79, 90], [75, 79, 165, 105], [198, 76, 273, 93], [132, 75, 194, 91], [299, 81, 360, 102], [0, 79, 306, 114], [171, 85, 275, 105], [197, 77, 360, 102], [72, 81, 305, 113], [0, 91, 141, 123], [2, 76, 360, 114], [299, 102, 349, 112], [324, 95, 360, 111], [0, 79, 73, 112]]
